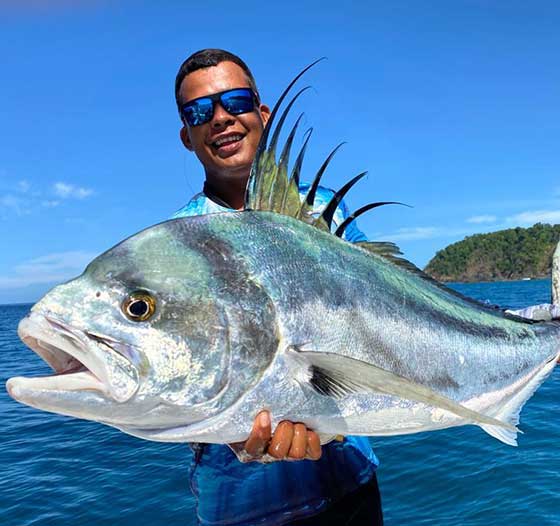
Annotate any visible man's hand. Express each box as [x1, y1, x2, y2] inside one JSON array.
[[229, 411, 322, 463], [507, 303, 560, 363]]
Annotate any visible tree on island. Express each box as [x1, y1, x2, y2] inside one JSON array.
[[424, 223, 560, 283]]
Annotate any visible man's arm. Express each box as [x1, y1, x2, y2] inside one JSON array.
[[507, 240, 560, 361]]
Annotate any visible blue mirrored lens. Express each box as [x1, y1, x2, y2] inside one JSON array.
[[183, 98, 213, 126], [181, 88, 255, 126], [220, 88, 255, 115]]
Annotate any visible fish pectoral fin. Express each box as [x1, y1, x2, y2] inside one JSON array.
[[297, 350, 517, 434]]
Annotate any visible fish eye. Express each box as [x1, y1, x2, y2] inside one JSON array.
[[122, 291, 156, 322]]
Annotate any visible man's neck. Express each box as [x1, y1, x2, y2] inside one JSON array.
[[203, 176, 248, 210]]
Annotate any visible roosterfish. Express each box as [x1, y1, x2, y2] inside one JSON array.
[[7, 64, 560, 448]]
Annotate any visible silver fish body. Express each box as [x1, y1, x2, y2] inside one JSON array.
[[7, 211, 560, 446]]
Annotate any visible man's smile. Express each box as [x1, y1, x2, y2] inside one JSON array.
[[210, 132, 246, 157]]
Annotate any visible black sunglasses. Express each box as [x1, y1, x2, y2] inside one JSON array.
[[181, 88, 257, 127]]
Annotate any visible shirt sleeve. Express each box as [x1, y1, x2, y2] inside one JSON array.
[[307, 184, 368, 243], [332, 195, 368, 243], [506, 304, 560, 321], [177, 185, 369, 242]]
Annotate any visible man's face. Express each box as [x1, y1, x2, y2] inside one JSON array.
[[178, 61, 271, 182]]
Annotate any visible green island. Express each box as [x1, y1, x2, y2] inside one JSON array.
[[424, 223, 560, 283]]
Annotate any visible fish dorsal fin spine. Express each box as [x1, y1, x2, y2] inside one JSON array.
[[244, 61, 397, 235], [314, 171, 368, 231], [245, 59, 323, 213], [334, 202, 410, 238]]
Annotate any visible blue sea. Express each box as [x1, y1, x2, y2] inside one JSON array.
[[1, 279, 559, 525]]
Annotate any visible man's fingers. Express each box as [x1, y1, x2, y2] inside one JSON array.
[[236, 413, 323, 463], [268, 421, 294, 459], [288, 423, 307, 459], [306, 430, 322, 460], [244, 411, 271, 457]]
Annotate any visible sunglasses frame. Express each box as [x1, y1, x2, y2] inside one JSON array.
[[181, 87, 258, 127]]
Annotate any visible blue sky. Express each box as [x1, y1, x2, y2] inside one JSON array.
[[1, 0, 559, 304]]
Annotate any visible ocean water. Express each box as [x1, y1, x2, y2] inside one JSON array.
[[1, 279, 558, 525]]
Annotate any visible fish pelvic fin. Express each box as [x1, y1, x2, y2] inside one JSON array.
[[292, 348, 518, 436]]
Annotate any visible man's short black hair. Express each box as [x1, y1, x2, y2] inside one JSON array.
[[175, 49, 259, 112]]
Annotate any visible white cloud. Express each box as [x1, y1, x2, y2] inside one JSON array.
[[467, 215, 497, 224], [0, 251, 96, 289], [507, 209, 560, 226], [2, 180, 94, 219], [53, 182, 93, 199], [17, 180, 31, 193], [0, 194, 30, 216], [376, 224, 495, 242], [378, 226, 442, 241], [42, 200, 60, 208]]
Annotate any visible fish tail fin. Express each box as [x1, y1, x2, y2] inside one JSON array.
[[479, 354, 558, 446], [479, 424, 520, 447]]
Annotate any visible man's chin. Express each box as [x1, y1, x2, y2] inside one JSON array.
[[212, 151, 253, 174], [206, 158, 252, 184]]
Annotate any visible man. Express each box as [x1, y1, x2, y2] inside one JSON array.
[[173, 49, 383, 526]]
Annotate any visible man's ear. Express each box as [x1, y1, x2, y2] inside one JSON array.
[[180, 126, 194, 151], [259, 103, 271, 128]]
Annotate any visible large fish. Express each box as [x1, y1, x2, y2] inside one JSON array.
[[7, 66, 560, 447]]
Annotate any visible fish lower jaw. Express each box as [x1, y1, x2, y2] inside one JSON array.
[[6, 370, 108, 402], [11, 312, 131, 405], [16, 323, 106, 390]]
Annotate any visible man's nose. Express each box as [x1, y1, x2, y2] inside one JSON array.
[[211, 103, 235, 129]]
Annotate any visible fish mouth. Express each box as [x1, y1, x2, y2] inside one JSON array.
[[6, 312, 140, 411]]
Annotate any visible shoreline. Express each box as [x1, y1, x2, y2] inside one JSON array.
[[440, 277, 552, 285]]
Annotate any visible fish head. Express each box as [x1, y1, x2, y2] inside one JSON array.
[[7, 217, 279, 439]]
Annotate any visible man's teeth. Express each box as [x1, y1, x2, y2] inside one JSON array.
[[213, 135, 243, 147]]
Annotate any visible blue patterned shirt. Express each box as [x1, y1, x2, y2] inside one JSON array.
[[172, 183, 367, 244], [172, 184, 378, 526]]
